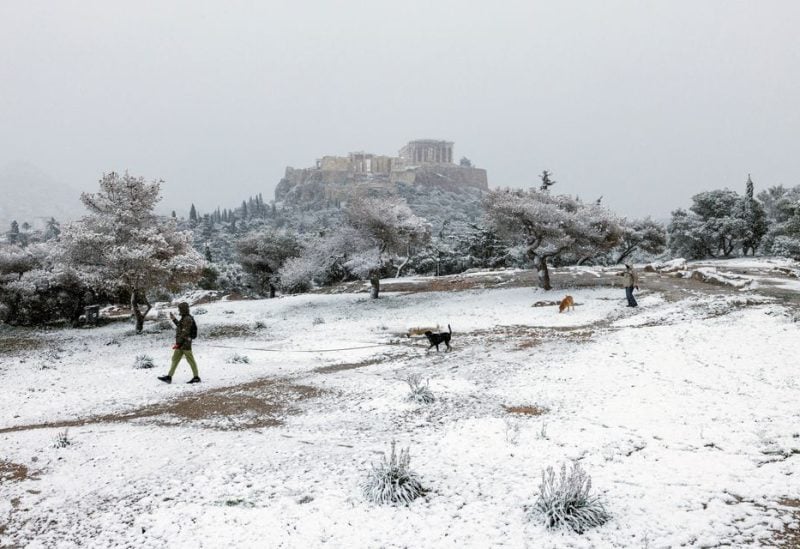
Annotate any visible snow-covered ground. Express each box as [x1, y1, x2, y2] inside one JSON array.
[[2, 261, 800, 548]]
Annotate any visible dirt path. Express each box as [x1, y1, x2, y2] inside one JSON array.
[[0, 376, 322, 434]]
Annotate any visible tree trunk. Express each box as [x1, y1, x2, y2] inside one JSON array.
[[269, 283, 276, 299], [370, 273, 380, 299], [131, 290, 151, 334], [395, 247, 411, 278], [615, 245, 636, 265], [70, 298, 84, 329], [536, 257, 552, 291]]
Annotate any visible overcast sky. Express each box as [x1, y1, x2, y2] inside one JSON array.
[[1, 0, 798, 219]]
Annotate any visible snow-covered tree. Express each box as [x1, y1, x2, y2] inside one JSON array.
[[278, 228, 362, 293], [60, 172, 204, 332], [236, 228, 301, 297], [539, 170, 556, 192], [484, 189, 622, 290], [7, 221, 20, 245], [612, 217, 667, 264], [736, 177, 768, 256], [754, 184, 800, 256], [343, 197, 430, 298], [0, 241, 94, 326], [667, 188, 759, 258], [43, 217, 61, 241], [667, 208, 711, 259]]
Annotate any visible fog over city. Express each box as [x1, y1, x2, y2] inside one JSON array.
[[1, 0, 798, 220]]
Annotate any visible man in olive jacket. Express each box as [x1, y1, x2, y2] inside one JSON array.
[[158, 302, 201, 384]]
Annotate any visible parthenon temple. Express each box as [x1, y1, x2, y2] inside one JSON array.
[[399, 139, 454, 164]]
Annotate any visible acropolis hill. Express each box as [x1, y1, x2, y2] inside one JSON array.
[[275, 139, 488, 205]]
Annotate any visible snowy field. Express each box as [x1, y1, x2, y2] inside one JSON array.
[[2, 261, 800, 548]]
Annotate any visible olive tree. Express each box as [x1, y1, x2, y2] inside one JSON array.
[[484, 188, 622, 290]]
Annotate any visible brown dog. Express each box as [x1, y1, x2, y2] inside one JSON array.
[[558, 295, 574, 313]]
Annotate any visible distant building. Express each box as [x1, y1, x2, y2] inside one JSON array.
[[276, 139, 488, 204], [399, 139, 454, 164]]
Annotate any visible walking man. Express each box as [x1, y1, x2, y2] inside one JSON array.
[[620, 263, 639, 307], [158, 302, 201, 384]]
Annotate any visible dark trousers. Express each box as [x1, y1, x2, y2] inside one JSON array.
[[625, 286, 638, 307]]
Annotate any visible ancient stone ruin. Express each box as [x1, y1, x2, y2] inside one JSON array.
[[275, 139, 488, 205]]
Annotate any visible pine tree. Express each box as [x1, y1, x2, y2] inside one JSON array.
[[189, 203, 198, 224], [44, 217, 61, 241], [8, 220, 19, 245], [539, 170, 556, 192], [61, 172, 204, 332], [739, 174, 767, 255]]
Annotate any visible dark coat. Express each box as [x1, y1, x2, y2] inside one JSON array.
[[174, 314, 194, 350]]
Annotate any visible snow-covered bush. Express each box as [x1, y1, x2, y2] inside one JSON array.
[[769, 236, 800, 260], [531, 461, 610, 533], [504, 419, 520, 445], [53, 429, 71, 449], [193, 307, 208, 315], [362, 441, 425, 505], [405, 374, 434, 404], [253, 320, 266, 330], [226, 353, 250, 364], [133, 354, 155, 369], [312, 316, 325, 326]]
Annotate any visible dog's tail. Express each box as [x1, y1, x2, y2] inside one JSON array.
[[448, 324, 452, 334]]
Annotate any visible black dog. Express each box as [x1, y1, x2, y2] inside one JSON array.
[[424, 325, 452, 352]]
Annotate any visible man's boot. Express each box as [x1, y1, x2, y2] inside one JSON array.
[[158, 375, 172, 384], [187, 377, 201, 384]]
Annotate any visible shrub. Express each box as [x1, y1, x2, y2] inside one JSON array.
[[531, 462, 610, 533], [193, 307, 208, 315], [362, 441, 425, 505], [53, 429, 71, 449], [312, 317, 325, 325], [227, 353, 250, 364], [134, 354, 155, 369], [405, 374, 434, 404], [253, 320, 267, 330]]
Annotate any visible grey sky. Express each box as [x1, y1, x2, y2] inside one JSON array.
[[1, 0, 798, 220]]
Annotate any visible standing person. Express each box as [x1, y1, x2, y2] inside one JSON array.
[[158, 302, 201, 384], [619, 263, 639, 307]]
